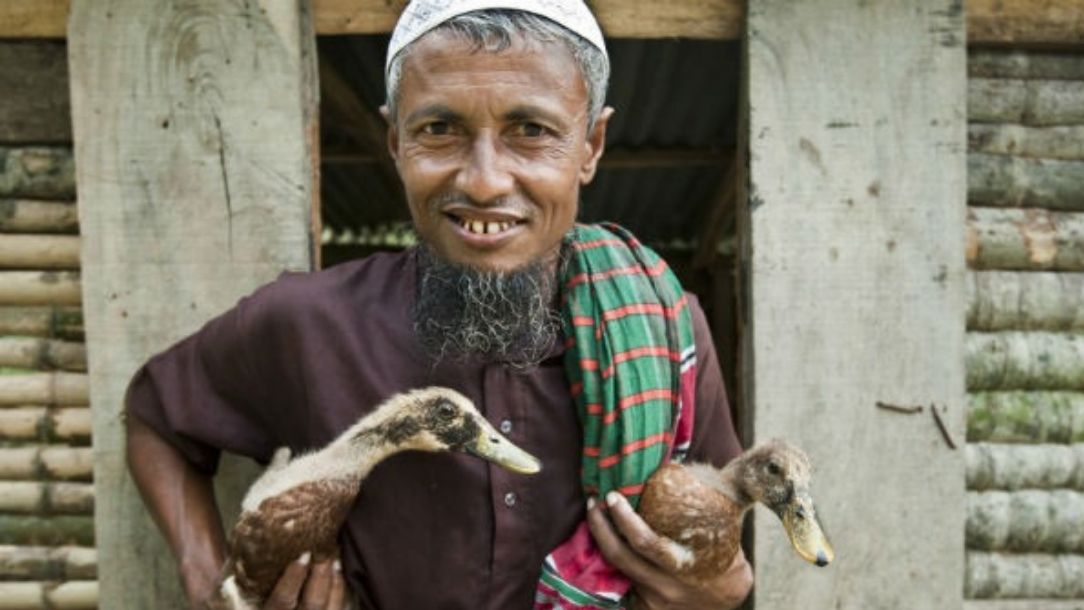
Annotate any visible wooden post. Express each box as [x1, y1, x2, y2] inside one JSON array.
[[67, 0, 318, 607], [742, 1, 966, 608]]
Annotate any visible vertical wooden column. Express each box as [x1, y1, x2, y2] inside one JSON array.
[[68, 0, 318, 607], [742, 1, 965, 608]]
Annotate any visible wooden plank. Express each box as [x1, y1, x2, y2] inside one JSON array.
[[967, 490, 1084, 553], [744, 1, 965, 608], [969, 154, 1084, 210], [967, 332, 1084, 392], [0, 148, 75, 200], [967, 552, 1084, 599], [968, 0, 1084, 47], [67, 0, 318, 607], [967, 272, 1084, 332], [0, 42, 72, 144], [969, 125, 1084, 162], [969, 79, 1084, 127], [0, 0, 70, 39], [970, 50, 1084, 81], [968, 391, 1084, 444], [967, 444, 1084, 491], [966, 208, 1084, 272]]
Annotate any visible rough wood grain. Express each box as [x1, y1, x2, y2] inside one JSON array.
[[68, 0, 318, 607], [967, 272, 1084, 331], [966, 208, 1084, 272], [0, 306, 83, 339], [0, 373, 87, 406], [967, 332, 1084, 391], [969, 125, 1084, 161], [744, 1, 965, 608], [0, 42, 72, 144], [0, 337, 86, 371], [0, 545, 96, 580], [0, 235, 80, 270], [968, 0, 1084, 47], [967, 443, 1084, 491], [0, 481, 93, 515], [0, 148, 74, 200], [0, 445, 94, 481], [969, 154, 1084, 210], [0, 516, 93, 546], [970, 51, 1084, 81], [0, 200, 78, 234], [0, 407, 92, 445], [0, 581, 97, 610], [968, 391, 1084, 444], [967, 552, 1084, 599], [0, 272, 80, 306], [970, 79, 1084, 126]]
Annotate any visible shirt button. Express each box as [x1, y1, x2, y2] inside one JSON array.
[[504, 492, 517, 508], [499, 419, 513, 434]]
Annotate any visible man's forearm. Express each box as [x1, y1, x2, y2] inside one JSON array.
[[127, 415, 227, 604]]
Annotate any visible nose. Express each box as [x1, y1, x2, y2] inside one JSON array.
[[454, 131, 515, 204]]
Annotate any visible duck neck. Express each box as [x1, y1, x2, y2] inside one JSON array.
[[324, 405, 421, 481], [688, 458, 756, 512]]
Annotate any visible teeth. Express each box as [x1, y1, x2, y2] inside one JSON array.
[[458, 218, 516, 235], [470, 221, 484, 234], [486, 222, 499, 234]]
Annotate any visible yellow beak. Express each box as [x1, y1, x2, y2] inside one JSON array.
[[780, 492, 834, 567], [466, 428, 542, 475]]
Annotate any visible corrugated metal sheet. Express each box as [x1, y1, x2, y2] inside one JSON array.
[[318, 35, 739, 244]]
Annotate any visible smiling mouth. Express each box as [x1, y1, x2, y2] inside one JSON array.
[[445, 213, 525, 236]]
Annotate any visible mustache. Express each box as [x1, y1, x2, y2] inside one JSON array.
[[427, 191, 531, 216]]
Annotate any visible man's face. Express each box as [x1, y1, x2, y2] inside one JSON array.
[[385, 32, 611, 273]]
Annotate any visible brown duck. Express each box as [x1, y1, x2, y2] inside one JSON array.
[[212, 387, 541, 609], [638, 438, 833, 585]]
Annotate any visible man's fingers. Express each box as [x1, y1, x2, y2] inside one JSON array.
[[327, 561, 346, 610], [264, 553, 311, 609], [586, 497, 667, 584], [299, 559, 334, 610], [603, 492, 683, 572]]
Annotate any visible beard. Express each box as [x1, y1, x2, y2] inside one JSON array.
[[412, 243, 565, 369]]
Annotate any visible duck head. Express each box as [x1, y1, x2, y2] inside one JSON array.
[[738, 439, 834, 567], [363, 387, 541, 475]]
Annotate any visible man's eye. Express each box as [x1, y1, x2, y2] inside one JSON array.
[[422, 122, 452, 136], [515, 123, 547, 138]]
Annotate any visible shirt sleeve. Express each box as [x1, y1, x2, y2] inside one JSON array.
[[685, 293, 744, 467], [125, 288, 281, 474]]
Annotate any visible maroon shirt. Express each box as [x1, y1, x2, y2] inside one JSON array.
[[127, 248, 742, 609]]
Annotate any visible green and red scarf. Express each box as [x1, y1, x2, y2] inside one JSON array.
[[535, 223, 697, 609]]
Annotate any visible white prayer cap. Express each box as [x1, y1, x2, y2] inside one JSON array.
[[386, 0, 608, 73]]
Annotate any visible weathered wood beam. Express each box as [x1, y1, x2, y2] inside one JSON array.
[[968, 391, 1084, 444], [967, 332, 1084, 392], [0, 0, 70, 38], [0, 42, 72, 144], [967, 443, 1084, 491], [970, 78, 1084, 126], [0, 272, 80, 306], [0, 545, 96, 580], [0, 516, 92, 547], [969, 154, 1084, 210], [970, 125, 1084, 161], [966, 208, 1084, 272], [0, 201, 78, 234], [69, 0, 319, 606], [968, 272, 1084, 332], [970, 50, 1084, 81], [968, 490, 1084, 553], [0, 337, 85, 371], [744, 0, 964, 607], [0, 445, 94, 481], [0, 581, 97, 610], [968, 0, 1084, 48], [0, 306, 82, 340], [967, 552, 1084, 599], [0, 148, 75, 201], [0, 481, 93, 515], [0, 407, 91, 445], [0, 235, 80, 270]]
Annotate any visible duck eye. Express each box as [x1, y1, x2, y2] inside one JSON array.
[[767, 462, 782, 476], [436, 401, 456, 420]]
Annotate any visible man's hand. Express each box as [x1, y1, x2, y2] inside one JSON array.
[[587, 492, 753, 610], [260, 554, 348, 610]]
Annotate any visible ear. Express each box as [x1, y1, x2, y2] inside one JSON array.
[[579, 106, 614, 185], [380, 104, 399, 163]]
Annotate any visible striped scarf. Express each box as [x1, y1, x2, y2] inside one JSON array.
[[535, 223, 697, 609]]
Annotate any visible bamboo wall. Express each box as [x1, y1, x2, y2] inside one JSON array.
[[0, 41, 96, 610], [966, 48, 1084, 601]]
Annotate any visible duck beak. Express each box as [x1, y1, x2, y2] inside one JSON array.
[[465, 422, 542, 475], [777, 490, 834, 567]]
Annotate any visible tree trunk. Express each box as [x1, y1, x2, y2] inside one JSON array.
[[968, 391, 1084, 444], [968, 154, 1084, 210], [0, 200, 78, 234], [968, 271, 1084, 331], [967, 333, 1084, 391], [966, 208, 1084, 271], [967, 443, 1084, 490], [967, 552, 1084, 599], [969, 78, 1084, 126]]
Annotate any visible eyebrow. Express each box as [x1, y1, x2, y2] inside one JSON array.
[[504, 105, 568, 128], [404, 104, 462, 125]]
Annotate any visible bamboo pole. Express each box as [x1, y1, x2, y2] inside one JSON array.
[[966, 208, 1084, 271], [969, 153, 1084, 210], [969, 78, 1084, 126], [969, 125, 1084, 161], [0, 148, 75, 201], [0, 481, 93, 515], [970, 50, 1084, 81], [0, 516, 93, 546], [0, 306, 82, 339], [0, 581, 98, 610], [968, 490, 1084, 553], [968, 333, 1084, 391], [0, 272, 81, 306], [0, 446, 93, 481], [0, 337, 86, 371], [48, 408, 90, 443], [0, 545, 96, 580], [967, 0, 1084, 48], [0, 407, 43, 440], [967, 272, 1084, 332], [968, 391, 1084, 444], [967, 443, 1084, 491], [0, 373, 89, 406], [0, 235, 80, 270], [0, 200, 78, 234], [967, 552, 1084, 599]]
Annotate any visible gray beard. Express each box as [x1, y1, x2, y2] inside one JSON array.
[[412, 244, 564, 369]]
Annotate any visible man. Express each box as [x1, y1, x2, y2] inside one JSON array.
[[126, 2, 753, 608]]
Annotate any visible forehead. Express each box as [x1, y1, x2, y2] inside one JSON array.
[[396, 31, 587, 115]]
